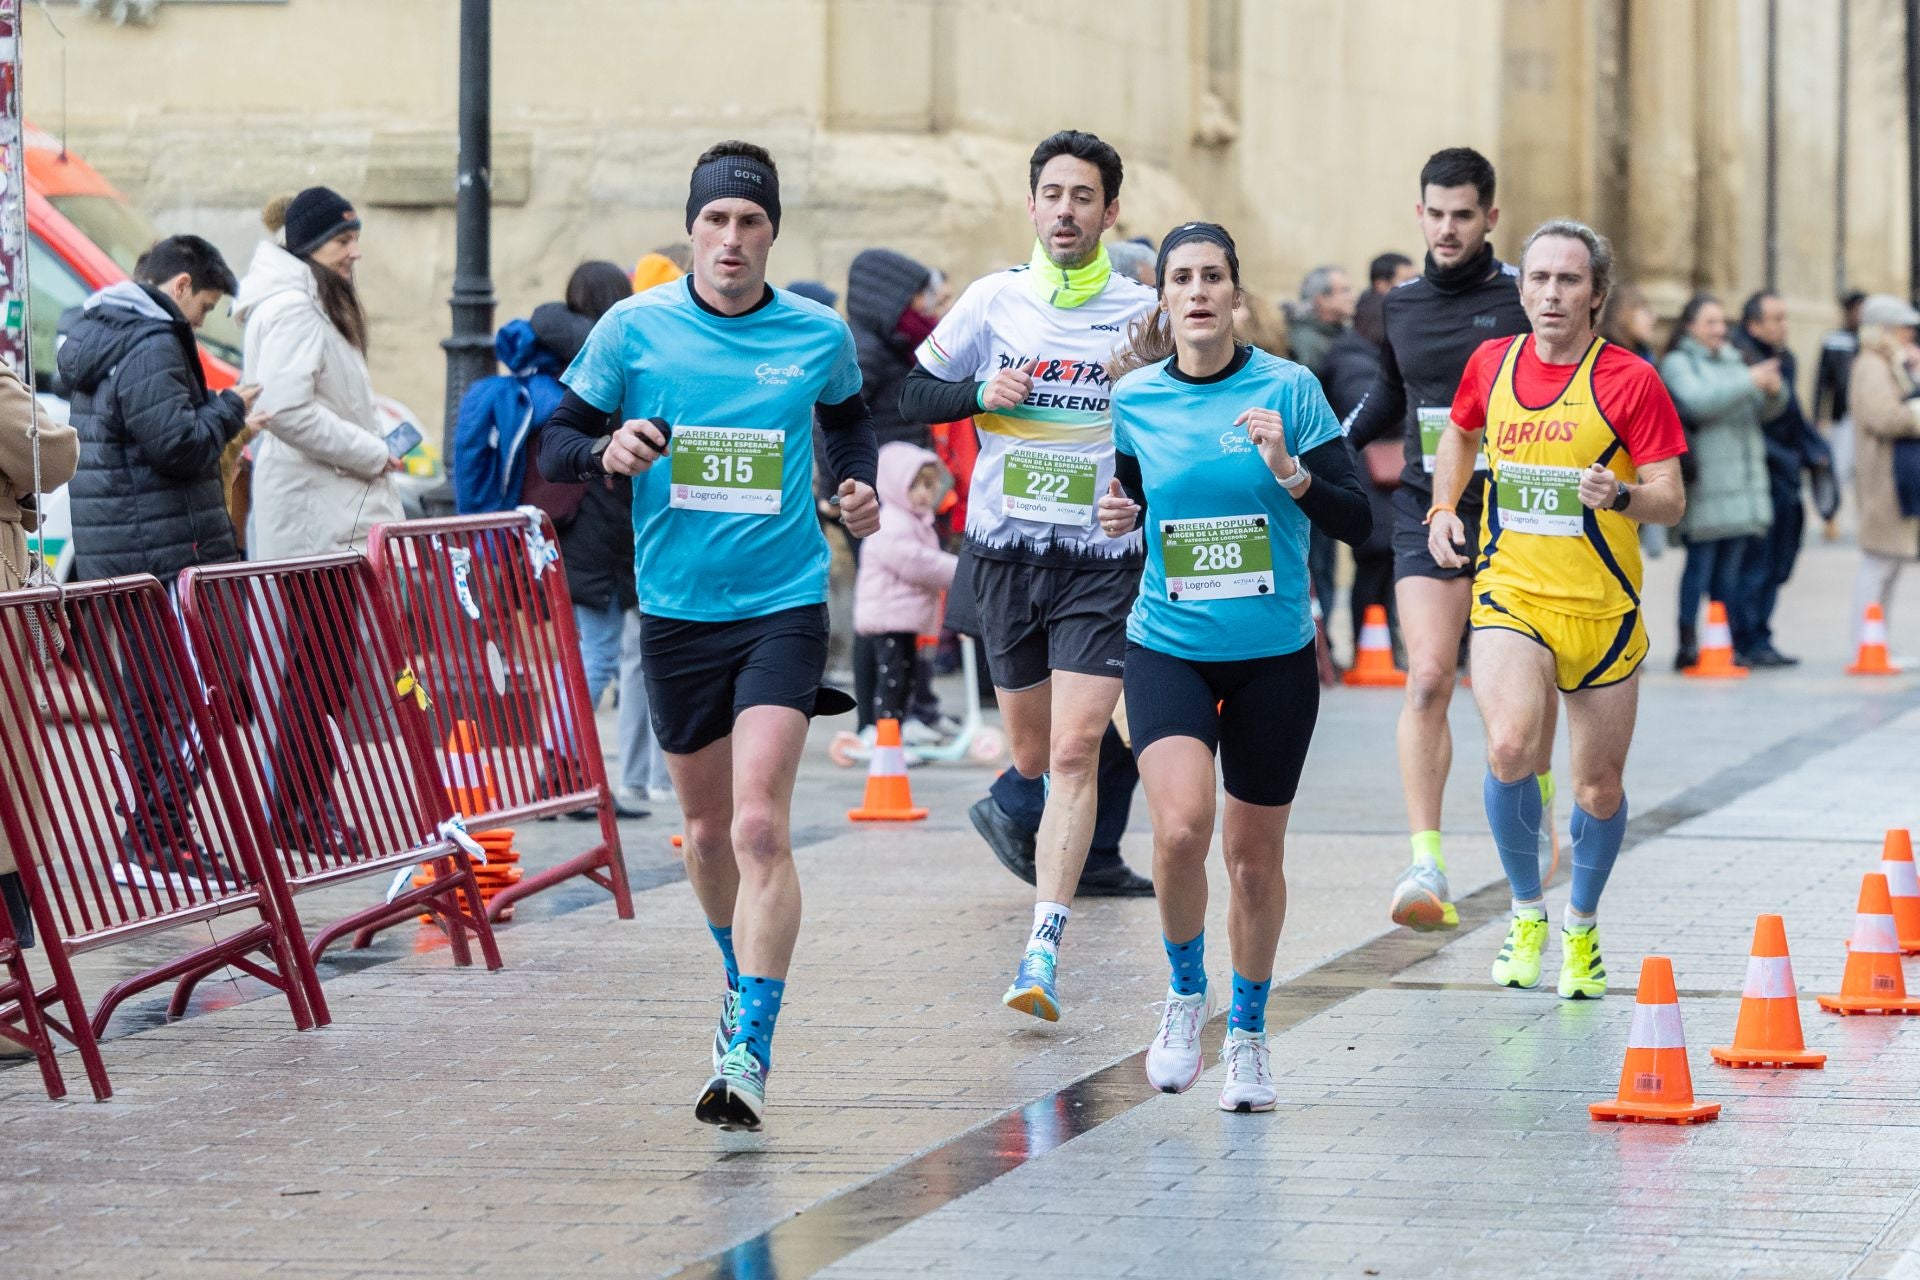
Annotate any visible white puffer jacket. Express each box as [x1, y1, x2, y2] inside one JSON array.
[[232, 241, 400, 558]]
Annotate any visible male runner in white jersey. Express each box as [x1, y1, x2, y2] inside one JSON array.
[[541, 141, 879, 1130], [1342, 147, 1558, 932], [900, 130, 1156, 1022]]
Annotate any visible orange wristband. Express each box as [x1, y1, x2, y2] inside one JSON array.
[[1423, 503, 1455, 526]]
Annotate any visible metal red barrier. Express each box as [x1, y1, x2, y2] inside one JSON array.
[[364, 511, 633, 924], [177, 553, 503, 1017], [0, 575, 317, 1101]]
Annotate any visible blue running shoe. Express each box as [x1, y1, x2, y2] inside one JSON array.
[[711, 988, 739, 1071], [1002, 947, 1060, 1022], [695, 1043, 767, 1131]]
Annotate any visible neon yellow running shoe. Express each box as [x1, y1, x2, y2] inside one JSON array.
[[1557, 924, 1608, 1000], [1490, 914, 1550, 989]]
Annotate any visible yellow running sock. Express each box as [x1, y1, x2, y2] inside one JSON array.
[[1411, 829, 1445, 872]]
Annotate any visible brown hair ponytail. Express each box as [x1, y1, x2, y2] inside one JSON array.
[[1107, 310, 1174, 380]]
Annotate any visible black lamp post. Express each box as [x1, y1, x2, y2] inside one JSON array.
[[441, 0, 495, 454]]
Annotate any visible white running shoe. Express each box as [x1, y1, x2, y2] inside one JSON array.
[[1218, 1029, 1277, 1113], [1144, 988, 1211, 1093]]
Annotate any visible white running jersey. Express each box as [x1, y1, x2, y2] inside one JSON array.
[[917, 265, 1155, 565]]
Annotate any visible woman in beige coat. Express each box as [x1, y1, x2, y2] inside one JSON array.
[[1847, 294, 1920, 647], [0, 361, 78, 947], [231, 186, 401, 559]]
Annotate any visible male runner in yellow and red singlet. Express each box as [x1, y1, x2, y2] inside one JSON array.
[[1426, 219, 1688, 1000]]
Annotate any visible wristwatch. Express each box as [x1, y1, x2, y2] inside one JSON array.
[[1610, 481, 1632, 512], [1278, 463, 1311, 494]]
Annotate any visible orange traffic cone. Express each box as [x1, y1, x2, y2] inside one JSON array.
[[1590, 956, 1721, 1124], [1710, 915, 1824, 1068], [1820, 874, 1920, 1014], [848, 718, 928, 822], [1342, 605, 1406, 687], [1880, 829, 1920, 952], [1847, 603, 1900, 675], [444, 720, 499, 816], [1683, 601, 1748, 679]]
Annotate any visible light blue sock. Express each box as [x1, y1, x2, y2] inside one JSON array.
[[1229, 971, 1271, 1035], [1483, 769, 1544, 903], [1569, 799, 1629, 915], [708, 922, 739, 993], [728, 974, 785, 1068], [1164, 932, 1207, 998]]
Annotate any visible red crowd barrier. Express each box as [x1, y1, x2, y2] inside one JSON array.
[[177, 553, 503, 1018], [364, 511, 633, 924], [0, 576, 316, 1101]]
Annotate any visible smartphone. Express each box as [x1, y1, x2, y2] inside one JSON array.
[[385, 420, 423, 460]]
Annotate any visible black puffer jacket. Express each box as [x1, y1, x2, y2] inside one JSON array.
[[58, 281, 247, 581], [845, 249, 933, 448], [526, 302, 637, 613]]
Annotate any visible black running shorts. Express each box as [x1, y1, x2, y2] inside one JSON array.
[[1123, 640, 1320, 807], [963, 554, 1140, 691], [639, 604, 828, 755], [1390, 484, 1483, 583]]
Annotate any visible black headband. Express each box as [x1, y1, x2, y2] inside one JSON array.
[[1155, 222, 1239, 289], [686, 156, 782, 236]]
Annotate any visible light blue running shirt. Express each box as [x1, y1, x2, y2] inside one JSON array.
[[1111, 346, 1342, 661], [564, 278, 863, 622]]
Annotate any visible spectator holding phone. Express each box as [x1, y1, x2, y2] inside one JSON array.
[[60, 234, 266, 890], [234, 186, 402, 558]]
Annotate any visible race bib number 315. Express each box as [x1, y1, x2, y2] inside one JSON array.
[[1161, 515, 1275, 602], [669, 426, 784, 515], [1003, 448, 1097, 525], [1495, 462, 1583, 536]]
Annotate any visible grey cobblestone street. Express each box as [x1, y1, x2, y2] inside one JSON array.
[[4, 543, 1920, 1280]]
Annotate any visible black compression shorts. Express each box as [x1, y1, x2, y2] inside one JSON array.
[[1123, 640, 1320, 807]]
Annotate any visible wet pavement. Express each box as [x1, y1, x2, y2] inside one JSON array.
[[3, 540, 1919, 1279]]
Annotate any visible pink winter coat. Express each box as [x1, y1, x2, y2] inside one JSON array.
[[854, 442, 957, 636]]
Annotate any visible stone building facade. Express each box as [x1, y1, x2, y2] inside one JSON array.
[[21, 0, 1909, 430]]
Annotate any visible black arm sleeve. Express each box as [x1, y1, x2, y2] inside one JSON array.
[[1113, 448, 1146, 528], [1293, 437, 1372, 548], [899, 364, 983, 425], [1342, 331, 1408, 449], [817, 393, 879, 489], [537, 390, 617, 482]]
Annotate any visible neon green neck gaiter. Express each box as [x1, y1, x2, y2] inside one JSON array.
[[1026, 240, 1112, 309]]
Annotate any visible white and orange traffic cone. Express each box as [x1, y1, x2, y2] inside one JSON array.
[[1590, 956, 1720, 1124], [1343, 605, 1406, 687], [848, 719, 928, 822], [443, 720, 499, 816], [1683, 601, 1748, 679], [1819, 874, 1920, 1015], [1880, 829, 1920, 952], [1710, 915, 1824, 1068], [1847, 603, 1900, 675]]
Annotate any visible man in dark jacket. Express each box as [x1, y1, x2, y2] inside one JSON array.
[[1732, 290, 1836, 668], [845, 249, 938, 448], [58, 234, 256, 891]]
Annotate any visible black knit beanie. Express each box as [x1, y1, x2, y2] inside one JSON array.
[[285, 186, 362, 258]]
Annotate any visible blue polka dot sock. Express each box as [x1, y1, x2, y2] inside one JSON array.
[[1164, 931, 1207, 998], [728, 975, 785, 1069], [708, 921, 739, 993], [1229, 971, 1271, 1035]]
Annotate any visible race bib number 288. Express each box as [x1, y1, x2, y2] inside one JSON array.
[[1161, 514, 1275, 602]]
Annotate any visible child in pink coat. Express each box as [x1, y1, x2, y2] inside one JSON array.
[[854, 442, 957, 731]]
